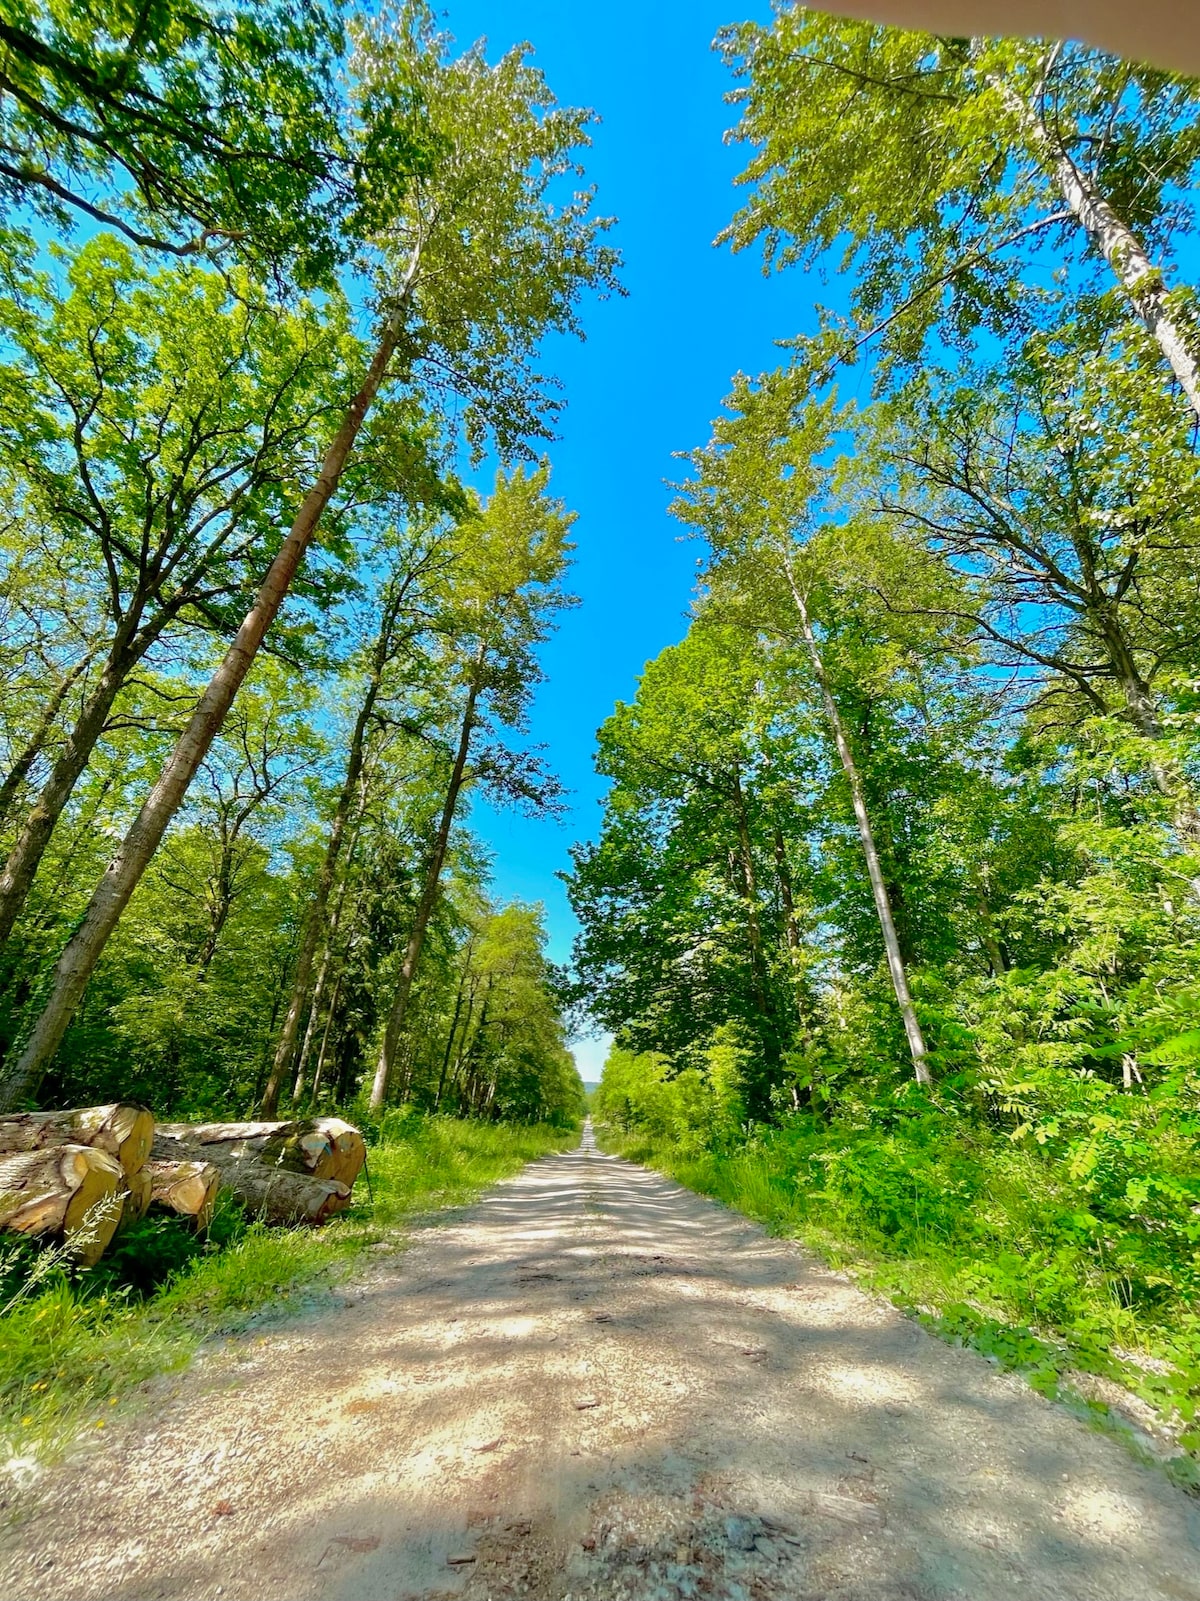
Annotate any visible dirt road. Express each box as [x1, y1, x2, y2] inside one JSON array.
[[4, 1124, 1199, 1600]]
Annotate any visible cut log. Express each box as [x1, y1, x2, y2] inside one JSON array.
[[0, 1103, 153, 1179], [0, 1145, 124, 1265], [215, 1164, 350, 1225], [154, 1117, 364, 1188], [150, 1135, 351, 1225], [120, 1164, 153, 1225], [144, 1159, 220, 1230]]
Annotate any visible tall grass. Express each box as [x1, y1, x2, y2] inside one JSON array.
[[0, 1115, 577, 1465]]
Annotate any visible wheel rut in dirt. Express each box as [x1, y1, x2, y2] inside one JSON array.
[[3, 1122, 1198, 1601]]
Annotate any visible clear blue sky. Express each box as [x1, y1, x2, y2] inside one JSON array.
[[442, 1, 834, 1070]]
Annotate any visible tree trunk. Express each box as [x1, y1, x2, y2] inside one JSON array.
[[434, 972, 471, 1110], [782, 562, 933, 1085], [153, 1117, 365, 1188], [369, 671, 481, 1112], [1008, 78, 1200, 421], [291, 929, 333, 1104], [307, 971, 343, 1108], [261, 587, 406, 1116], [156, 1145, 351, 1225], [0, 1144, 124, 1264], [0, 650, 94, 830], [150, 1122, 363, 1224], [0, 310, 406, 1113], [0, 639, 137, 951], [296, 854, 371, 1104]]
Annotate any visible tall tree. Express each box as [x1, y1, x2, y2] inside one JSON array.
[[674, 373, 934, 1085], [369, 465, 575, 1111], [258, 519, 456, 1116], [0, 0, 419, 280], [859, 320, 1200, 835], [0, 240, 347, 952], [719, 12, 1200, 414]]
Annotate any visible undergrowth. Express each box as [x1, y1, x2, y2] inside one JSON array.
[[598, 1115, 1200, 1493], [0, 1114, 576, 1469]]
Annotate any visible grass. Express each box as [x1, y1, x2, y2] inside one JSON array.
[[0, 1113, 577, 1467], [598, 1117, 1200, 1491]]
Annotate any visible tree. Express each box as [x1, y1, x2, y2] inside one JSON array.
[[431, 902, 582, 1124], [859, 318, 1200, 835], [369, 464, 575, 1111], [0, 4, 615, 1109], [579, 624, 788, 1112], [258, 515, 458, 1116], [0, 239, 349, 954], [674, 372, 934, 1085], [0, 0, 419, 280], [719, 13, 1200, 416]]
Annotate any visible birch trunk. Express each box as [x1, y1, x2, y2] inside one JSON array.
[[0, 310, 406, 1113], [782, 563, 933, 1085], [369, 671, 481, 1111], [1002, 74, 1200, 421]]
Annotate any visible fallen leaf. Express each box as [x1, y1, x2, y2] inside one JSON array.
[[211, 1501, 235, 1518], [470, 1436, 504, 1453]]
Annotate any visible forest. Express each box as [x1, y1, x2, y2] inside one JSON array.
[[0, 0, 599, 1132], [1, 0, 1199, 1486], [579, 14, 1200, 1455]]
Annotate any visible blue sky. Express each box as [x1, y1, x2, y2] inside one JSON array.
[[442, 1, 831, 1071]]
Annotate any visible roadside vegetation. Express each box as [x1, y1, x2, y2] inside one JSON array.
[[0, 1115, 576, 1465]]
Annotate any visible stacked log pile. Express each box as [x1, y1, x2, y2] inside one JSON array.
[[0, 1107, 365, 1261]]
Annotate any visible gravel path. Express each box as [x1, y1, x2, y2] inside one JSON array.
[[3, 1123, 1198, 1601]]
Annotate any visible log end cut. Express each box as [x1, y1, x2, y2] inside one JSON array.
[[0, 1145, 125, 1266], [145, 1159, 221, 1230]]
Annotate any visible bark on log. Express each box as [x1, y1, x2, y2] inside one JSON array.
[[145, 1159, 220, 1230], [0, 1145, 124, 1265], [150, 1135, 351, 1225], [154, 1117, 364, 1188], [0, 1103, 153, 1180]]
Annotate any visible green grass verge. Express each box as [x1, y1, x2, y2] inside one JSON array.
[[0, 1114, 577, 1467], [599, 1119, 1200, 1493]]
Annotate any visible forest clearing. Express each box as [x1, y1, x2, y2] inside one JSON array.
[[3, 0, 1200, 1595]]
